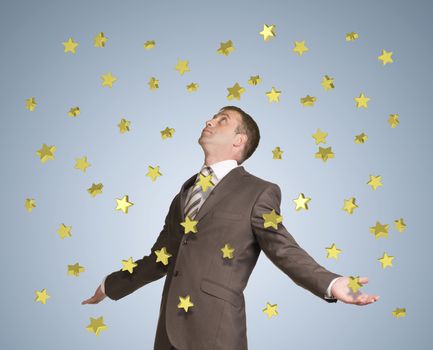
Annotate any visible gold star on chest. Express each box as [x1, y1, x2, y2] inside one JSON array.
[[180, 215, 199, 234], [178, 295, 194, 312], [155, 247, 172, 265], [196, 172, 215, 192], [221, 243, 235, 259]]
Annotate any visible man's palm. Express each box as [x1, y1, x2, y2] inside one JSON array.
[[332, 276, 380, 305]]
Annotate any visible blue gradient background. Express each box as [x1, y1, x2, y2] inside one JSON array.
[[1, 0, 432, 349]]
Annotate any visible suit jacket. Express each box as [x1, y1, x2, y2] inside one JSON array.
[[104, 165, 342, 350]]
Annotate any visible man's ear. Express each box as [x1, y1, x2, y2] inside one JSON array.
[[234, 133, 247, 148]]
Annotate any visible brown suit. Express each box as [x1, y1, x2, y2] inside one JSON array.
[[104, 165, 342, 349]]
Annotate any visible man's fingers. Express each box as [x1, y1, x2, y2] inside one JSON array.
[[358, 276, 369, 284]]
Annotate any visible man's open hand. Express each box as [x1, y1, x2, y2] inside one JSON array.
[[81, 284, 106, 305], [332, 276, 380, 305]]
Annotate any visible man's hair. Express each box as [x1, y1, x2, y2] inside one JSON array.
[[219, 105, 260, 165]]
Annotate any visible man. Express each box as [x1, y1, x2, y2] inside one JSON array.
[[82, 106, 380, 350]]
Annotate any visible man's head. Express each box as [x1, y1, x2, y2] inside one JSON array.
[[198, 106, 260, 165]]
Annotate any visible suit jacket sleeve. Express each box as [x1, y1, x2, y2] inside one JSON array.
[[104, 193, 179, 301], [251, 184, 342, 303]]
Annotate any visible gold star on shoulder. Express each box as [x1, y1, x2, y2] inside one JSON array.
[[35, 288, 51, 304], [325, 243, 342, 260], [392, 307, 406, 318], [248, 75, 262, 85], [394, 218, 406, 233], [345, 32, 359, 41], [121, 257, 138, 273], [369, 221, 389, 239], [118, 118, 131, 134], [57, 223, 72, 239], [115, 195, 134, 214], [180, 215, 199, 234], [315, 146, 335, 162], [178, 295, 194, 312], [186, 82, 199, 92], [161, 127, 175, 139], [68, 263, 85, 276], [196, 172, 215, 192], [272, 146, 283, 159], [221, 243, 235, 259], [321, 75, 335, 90], [262, 209, 283, 229], [367, 174, 383, 190], [148, 77, 159, 90], [312, 128, 328, 144], [25, 198, 36, 212], [155, 247, 172, 265], [63, 37, 78, 53], [36, 143, 56, 163], [75, 156, 91, 172], [378, 252, 394, 269], [343, 197, 358, 214], [262, 302, 278, 319], [259, 24, 276, 41], [94, 32, 108, 48], [354, 132, 368, 144], [354, 93, 370, 108], [388, 114, 399, 128], [101, 72, 117, 88], [227, 82, 245, 100], [144, 40, 155, 49], [87, 183, 103, 197], [26, 97, 37, 111], [217, 40, 235, 56], [293, 40, 308, 56], [146, 165, 162, 182], [347, 276, 363, 293], [378, 49, 393, 65], [293, 193, 311, 211], [175, 58, 190, 75], [300, 95, 316, 107], [68, 106, 80, 117], [86, 316, 107, 336], [266, 86, 281, 102]]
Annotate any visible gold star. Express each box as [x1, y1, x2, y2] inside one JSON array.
[[354, 132, 368, 144], [227, 82, 246, 100], [392, 307, 406, 318], [293, 40, 309, 56], [378, 49, 393, 65], [68, 263, 85, 276], [94, 32, 108, 48], [101, 72, 117, 88], [217, 40, 235, 56], [146, 165, 162, 182], [121, 257, 138, 273], [180, 215, 199, 234], [118, 118, 131, 134], [293, 193, 311, 211], [35, 288, 51, 304], [300, 95, 316, 107], [367, 175, 383, 190], [175, 58, 190, 75], [86, 316, 107, 336], [248, 75, 262, 85], [144, 40, 156, 49], [24, 198, 36, 212], [325, 243, 342, 260], [36, 143, 56, 163], [321, 75, 335, 90], [272, 146, 283, 159], [87, 183, 103, 197], [196, 172, 215, 192], [315, 146, 335, 162], [388, 113, 399, 128], [115, 195, 134, 214], [68, 106, 80, 117], [148, 77, 159, 90], [186, 82, 199, 92], [26, 97, 37, 111], [394, 218, 406, 233], [343, 197, 358, 214], [155, 247, 172, 265], [378, 252, 394, 269], [312, 128, 328, 145], [63, 37, 78, 53], [369, 221, 389, 239], [262, 209, 283, 229], [57, 223, 72, 239], [221, 243, 235, 259], [347, 276, 363, 293], [160, 127, 175, 139], [354, 93, 370, 108], [262, 302, 278, 319], [259, 24, 276, 41], [345, 32, 359, 41], [178, 295, 194, 312], [265, 86, 281, 102], [74, 156, 91, 172]]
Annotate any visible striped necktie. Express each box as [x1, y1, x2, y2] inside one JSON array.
[[184, 166, 217, 220]]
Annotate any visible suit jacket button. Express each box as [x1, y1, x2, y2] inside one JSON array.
[[183, 239, 188, 245]]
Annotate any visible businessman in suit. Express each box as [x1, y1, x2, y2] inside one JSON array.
[[82, 105, 380, 349]]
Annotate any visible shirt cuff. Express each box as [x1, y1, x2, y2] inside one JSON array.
[[100, 275, 107, 295], [324, 277, 341, 299]]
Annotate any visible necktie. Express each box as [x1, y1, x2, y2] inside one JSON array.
[[184, 166, 217, 220]]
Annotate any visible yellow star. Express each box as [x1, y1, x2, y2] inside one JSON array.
[[155, 247, 172, 265], [186, 82, 199, 92], [63, 37, 78, 53], [354, 132, 368, 144], [392, 307, 406, 318], [345, 32, 359, 41], [394, 218, 406, 233], [148, 77, 159, 90], [74, 156, 91, 172], [248, 75, 262, 85], [178, 295, 194, 312], [312, 128, 328, 145], [347, 276, 363, 293], [86, 316, 107, 336], [144, 40, 156, 49], [315, 146, 335, 162], [378, 49, 393, 65], [115, 195, 134, 214], [343, 197, 358, 214], [388, 113, 399, 128], [369, 221, 389, 239], [293, 40, 309, 56], [121, 257, 138, 274], [35, 288, 51, 304], [94, 32, 108, 48], [87, 183, 103, 197], [180, 215, 199, 234], [227, 82, 246, 100], [325, 243, 342, 260], [367, 174, 383, 190], [221, 243, 235, 259], [354, 93, 370, 108], [217, 40, 235, 56], [160, 127, 175, 139], [272, 146, 283, 159], [265, 86, 281, 102], [36, 143, 56, 163], [293, 193, 311, 211], [68, 263, 85, 276], [101, 72, 117, 88], [259, 24, 276, 41], [262, 302, 278, 319], [68, 106, 80, 117], [262, 209, 283, 229], [196, 172, 215, 192], [118, 118, 131, 134], [57, 223, 72, 239], [321, 75, 335, 91], [300, 95, 316, 107], [146, 165, 162, 182], [26, 97, 37, 111], [24, 198, 36, 212], [378, 252, 394, 269], [175, 58, 190, 75]]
